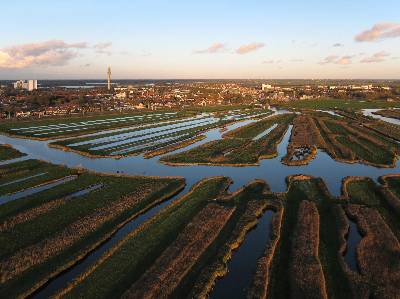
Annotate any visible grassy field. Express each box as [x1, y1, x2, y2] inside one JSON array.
[[314, 114, 399, 167], [60, 177, 230, 299], [0, 110, 194, 139], [344, 178, 400, 298], [0, 144, 26, 161], [345, 177, 400, 240], [277, 98, 400, 110], [0, 158, 185, 298], [373, 109, 400, 120], [0, 106, 268, 140], [0, 159, 73, 196], [51, 119, 229, 157], [161, 110, 400, 167], [161, 114, 294, 165]]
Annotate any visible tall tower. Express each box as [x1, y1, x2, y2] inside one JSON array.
[[107, 66, 112, 91]]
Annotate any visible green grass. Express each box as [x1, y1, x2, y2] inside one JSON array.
[[56, 120, 229, 157], [336, 136, 395, 165], [0, 110, 194, 139], [161, 114, 293, 165], [278, 98, 400, 110], [161, 138, 249, 164], [0, 144, 26, 162], [0, 159, 73, 196], [318, 117, 398, 166], [62, 177, 230, 299], [383, 176, 400, 198], [0, 107, 267, 140], [367, 121, 400, 142], [0, 160, 185, 298], [346, 178, 400, 240], [373, 109, 400, 120], [227, 114, 291, 139]]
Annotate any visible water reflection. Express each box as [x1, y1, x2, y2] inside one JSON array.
[[362, 109, 400, 125], [209, 210, 275, 299], [344, 218, 362, 272]]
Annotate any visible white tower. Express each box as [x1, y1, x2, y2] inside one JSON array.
[[107, 66, 112, 91]]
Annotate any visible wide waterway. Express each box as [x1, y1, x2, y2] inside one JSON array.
[[1, 110, 400, 197]]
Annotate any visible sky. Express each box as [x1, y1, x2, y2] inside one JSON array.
[[0, 0, 399, 79]]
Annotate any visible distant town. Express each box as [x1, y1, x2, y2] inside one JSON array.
[[0, 72, 399, 119]]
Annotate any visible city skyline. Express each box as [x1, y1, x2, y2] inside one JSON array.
[[0, 0, 399, 79]]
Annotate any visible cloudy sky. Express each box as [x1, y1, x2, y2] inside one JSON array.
[[0, 0, 399, 79]]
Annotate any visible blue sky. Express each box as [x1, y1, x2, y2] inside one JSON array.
[[0, 0, 399, 79]]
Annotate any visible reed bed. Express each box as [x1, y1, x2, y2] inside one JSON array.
[[247, 202, 283, 299], [282, 115, 321, 165], [345, 204, 400, 299], [0, 184, 157, 283], [0, 144, 26, 162], [0, 198, 64, 232], [290, 200, 328, 299], [56, 177, 230, 299], [187, 181, 270, 298], [122, 202, 235, 299]]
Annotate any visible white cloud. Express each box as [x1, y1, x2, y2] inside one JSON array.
[[195, 43, 227, 54], [0, 40, 115, 69], [319, 55, 354, 65], [360, 51, 390, 63], [93, 42, 112, 55], [236, 42, 265, 54], [0, 40, 88, 69], [263, 59, 275, 64], [355, 22, 400, 42]]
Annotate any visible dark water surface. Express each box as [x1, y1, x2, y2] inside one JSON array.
[[209, 210, 275, 299], [344, 218, 363, 272]]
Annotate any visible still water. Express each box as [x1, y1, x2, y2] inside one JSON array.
[[1, 109, 398, 297], [1, 118, 399, 196]]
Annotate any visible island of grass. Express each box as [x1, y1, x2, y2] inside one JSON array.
[[0, 106, 269, 140], [277, 98, 400, 111], [343, 176, 400, 298], [49, 118, 230, 158], [160, 113, 294, 166], [0, 110, 196, 139], [162, 109, 400, 167], [283, 111, 400, 167], [267, 175, 353, 299], [0, 157, 185, 298], [372, 108, 400, 120], [0, 144, 26, 162], [56, 176, 232, 298]]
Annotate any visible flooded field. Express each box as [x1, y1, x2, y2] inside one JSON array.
[[1, 107, 400, 298]]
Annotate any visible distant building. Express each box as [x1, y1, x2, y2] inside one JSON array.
[[13, 80, 38, 91], [107, 66, 112, 91], [262, 84, 272, 91]]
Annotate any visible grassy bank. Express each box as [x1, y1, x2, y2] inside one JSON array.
[[0, 158, 185, 298], [59, 177, 230, 299], [0, 144, 26, 162], [277, 99, 400, 110], [161, 114, 294, 165]]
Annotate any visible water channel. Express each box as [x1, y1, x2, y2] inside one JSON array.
[[1, 108, 399, 297]]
